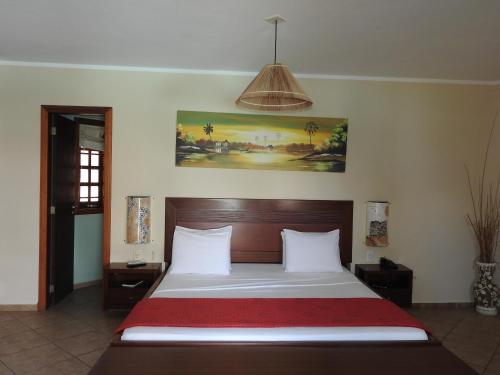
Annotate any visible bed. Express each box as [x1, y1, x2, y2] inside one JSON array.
[[120, 263, 428, 342], [90, 198, 475, 374]]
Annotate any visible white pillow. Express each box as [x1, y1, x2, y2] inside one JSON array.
[[176, 226, 233, 270], [283, 229, 343, 272], [281, 231, 286, 268], [170, 226, 232, 275], [175, 225, 232, 234]]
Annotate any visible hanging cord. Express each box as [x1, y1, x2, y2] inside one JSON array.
[[274, 20, 278, 64]]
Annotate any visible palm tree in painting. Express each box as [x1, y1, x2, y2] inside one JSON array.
[[203, 123, 214, 141], [304, 121, 319, 145]]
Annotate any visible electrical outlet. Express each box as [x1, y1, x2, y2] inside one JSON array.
[[134, 249, 143, 260], [366, 249, 375, 262]]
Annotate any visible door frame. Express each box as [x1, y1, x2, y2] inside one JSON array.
[[39, 105, 112, 310]]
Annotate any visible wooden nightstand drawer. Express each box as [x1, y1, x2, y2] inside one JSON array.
[[372, 288, 412, 307], [107, 288, 146, 309], [103, 262, 162, 310], [355, 263, 413, 308]]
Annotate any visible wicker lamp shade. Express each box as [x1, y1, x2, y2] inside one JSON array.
[[235, 63, 313, 112]]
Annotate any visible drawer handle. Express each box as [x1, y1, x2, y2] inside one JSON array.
[[122, 281, 144, 288]]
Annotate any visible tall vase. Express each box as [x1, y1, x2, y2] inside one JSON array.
[[473, 262, 499, 316]]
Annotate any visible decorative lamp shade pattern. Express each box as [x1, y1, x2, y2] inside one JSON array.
[[365, 201, 389, 247], [235, 64, 313, 112], [127, 196, 151, 244]]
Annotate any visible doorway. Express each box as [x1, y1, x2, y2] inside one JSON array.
[[39, 106, 112, 310]]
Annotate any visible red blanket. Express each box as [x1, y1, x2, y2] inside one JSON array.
[[116, 298, 429, 334]]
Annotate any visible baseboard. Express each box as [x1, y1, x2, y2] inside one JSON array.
[[74, 279, 102, 289], [0, 304, 37, 311], [412, 302, 474, 309]]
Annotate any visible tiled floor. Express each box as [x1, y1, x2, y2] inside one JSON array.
[[411, 307, 500, 374], [0, 286, 127, 375], [0, 287, 499, 374]]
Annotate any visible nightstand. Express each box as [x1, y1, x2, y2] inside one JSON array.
[[355, 263, 413, 308], [103, 262, 162, 309]]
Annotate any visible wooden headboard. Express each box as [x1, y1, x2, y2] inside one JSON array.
[[164, 198, 353, 265]]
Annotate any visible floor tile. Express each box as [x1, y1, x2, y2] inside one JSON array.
[[443, 335, 497, 367], [54, 297, 101, 313], [25, 358, 89, 375], [0, 330, 50, 356], [79, 315, 126, 336], [14, 311, 73, 330], [486, 351, 500, 371], [411, 306, 500, 373], [66, 308, 107, 323], [410, 307, 474, 324], [0, 361, 13, 375], [0, 343, 71, 374], [34, 319, 93, 341], [419, 319, 456, 340], [0, 313, 16, 323], [446, 330, 500, 348], [78, 348, 106, 367], [54, 330, 110, 356], [465, 362, 483, 374], [0, 320, 31, 339], [484, 367, 500, 375]]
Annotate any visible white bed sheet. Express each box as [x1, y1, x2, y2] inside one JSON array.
[[122, 264, 428, 342]]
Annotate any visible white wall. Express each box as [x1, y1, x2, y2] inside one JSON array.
[[0, 65, 498, 305]]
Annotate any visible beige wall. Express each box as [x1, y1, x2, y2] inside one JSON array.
[[491, 85, 500, 287], [0, 65, 498, 305]]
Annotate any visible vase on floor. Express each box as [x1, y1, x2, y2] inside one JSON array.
[[473, 262, 499, 316]]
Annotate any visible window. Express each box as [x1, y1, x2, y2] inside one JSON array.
[[76, 148, 103, 214]]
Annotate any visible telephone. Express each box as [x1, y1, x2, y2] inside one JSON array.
[[379, 257, 398, 269]]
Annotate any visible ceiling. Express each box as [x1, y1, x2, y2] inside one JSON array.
[[1, 0, 499, 82]]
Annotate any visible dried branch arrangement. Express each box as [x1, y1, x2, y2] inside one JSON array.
[[466, 114, 500, 263]]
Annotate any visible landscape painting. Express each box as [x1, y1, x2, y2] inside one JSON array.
[[176, 111, 348, 173]]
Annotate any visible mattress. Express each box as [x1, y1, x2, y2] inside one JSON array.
[[121, 264, 428, 342]]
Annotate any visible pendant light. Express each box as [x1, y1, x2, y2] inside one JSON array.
[[235, 15, 313, 112]]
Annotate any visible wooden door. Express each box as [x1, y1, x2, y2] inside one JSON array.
[[48, 114, 77, 305]]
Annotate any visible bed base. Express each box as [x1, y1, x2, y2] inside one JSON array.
[[91, 343, 475, 375]]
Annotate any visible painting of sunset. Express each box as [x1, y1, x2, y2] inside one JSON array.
[[176, 111, 348, 173]]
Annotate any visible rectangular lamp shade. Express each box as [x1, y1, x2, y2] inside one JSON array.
[[365, 201, 389, 247], [127, 196, 151, 244]]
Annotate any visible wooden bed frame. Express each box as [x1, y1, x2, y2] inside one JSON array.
[[111, 197, 435, 346], [92, 198, 475, 374]]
